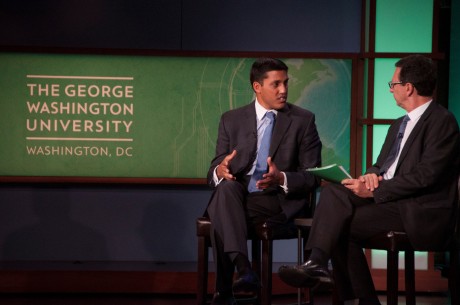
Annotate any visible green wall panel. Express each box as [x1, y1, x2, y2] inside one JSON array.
[[372, 125, 390, 164], [373, 58, 406, 119], [450, 0, 460, 122], [375, 0, 433, 53]]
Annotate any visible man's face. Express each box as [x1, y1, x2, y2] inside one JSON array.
[[253, 70, 288, 110], [390, 67, 407, 109]]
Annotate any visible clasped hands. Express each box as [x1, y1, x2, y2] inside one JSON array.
[[341, 173, 383, 198], [217, 150, 284, 190]]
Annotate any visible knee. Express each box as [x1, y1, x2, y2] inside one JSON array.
[[210, 180, 247, 208], [316, 183, 350, 208], [216, 179, 245, 194], [321, 183, 346, 197], [208, 180, 246, 214]]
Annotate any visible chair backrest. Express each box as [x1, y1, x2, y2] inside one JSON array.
[[305, 188, 317, 218], [454, 175, 460, 247]]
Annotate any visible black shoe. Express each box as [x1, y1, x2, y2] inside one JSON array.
[[278, 260, 333, 288], [210, 292, 236, 305], [232, 268, 260, 293]]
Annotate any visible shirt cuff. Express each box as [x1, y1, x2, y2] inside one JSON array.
[[280, 171, 288, 193], [213, 165, 223, 186]]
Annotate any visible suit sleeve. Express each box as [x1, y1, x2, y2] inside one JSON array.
[[207, 115, 230, 187], [284, 114, 322, 194]]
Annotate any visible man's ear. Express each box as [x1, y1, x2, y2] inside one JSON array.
[[253, 81, 262, 93], [406, 82, 416, 97]]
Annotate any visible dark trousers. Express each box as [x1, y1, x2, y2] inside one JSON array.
[[306, 183, 405, 300], [206, 179, 285, 293]]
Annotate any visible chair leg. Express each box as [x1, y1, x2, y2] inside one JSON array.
[[404, 250, 415, 305], [297, 227, 314, 305], [260, 239, 273, 305], [297, 228, 303, 305], [450, 247, 460, 305], [386, 250, 399, 305], [252, 239, 261, 281], [297, 229, 313, 305], [252, 239, 261, 305], [197, 236, 209, 305]]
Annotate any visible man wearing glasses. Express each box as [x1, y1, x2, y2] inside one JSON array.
[[278, 54, 460, 305]]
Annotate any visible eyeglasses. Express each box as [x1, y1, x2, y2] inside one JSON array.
[[388, 81, 404, 89]]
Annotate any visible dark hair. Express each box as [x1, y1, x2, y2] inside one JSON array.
[[250, 58, 288, 86], [395, 54, 437, 97]]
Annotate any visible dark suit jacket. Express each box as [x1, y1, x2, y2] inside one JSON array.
[[207, 101, 322, 219], [367, 102, 460, 250]]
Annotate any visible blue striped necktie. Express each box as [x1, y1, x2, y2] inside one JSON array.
[[380, 115, 410, 174], [248, 111, 275, 192]]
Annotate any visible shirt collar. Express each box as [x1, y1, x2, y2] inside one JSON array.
[[406, 100, 432, 121], [255, 98, 277, 120]]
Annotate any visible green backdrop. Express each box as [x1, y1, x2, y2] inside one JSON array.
[[0, 53, 351, 179]]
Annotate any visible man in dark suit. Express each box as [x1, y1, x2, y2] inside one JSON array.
[[206, 58, 322, 305], [278, 54, 460, 305]]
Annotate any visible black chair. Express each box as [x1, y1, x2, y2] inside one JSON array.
[[362, 230, 458, 305], [196, 192, 316, 305], [362, 177, 459, 305]]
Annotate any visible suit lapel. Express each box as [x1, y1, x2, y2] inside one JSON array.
[[245, 101, 258, 137], [396, 102, 435, 169], [243, 102, 258, 171], [269, 105, 292, 157]]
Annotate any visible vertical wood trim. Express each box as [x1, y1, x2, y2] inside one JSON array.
[[432, 0, 440, 54], [351, 58, 364, 177], [365, 0, 377, 169]]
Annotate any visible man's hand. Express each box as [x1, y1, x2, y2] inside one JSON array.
[[358, 173, 382, 191], [217, 150, 237, 181], [341, 173, 382, 198], [256, 157, 284, 190]]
